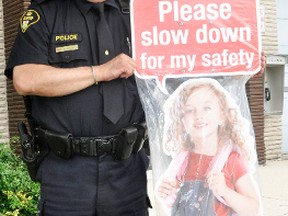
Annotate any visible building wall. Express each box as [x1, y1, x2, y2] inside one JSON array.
[[246, 77, 265, 164], [0, 0, 9, 143], [243, 0, 278, 164], [261, 0, 284, 160], [283, 65, 288, 155], [264, 115, 283, 159], [276, 0, 288, 54], [3, 0, 30, 142], [260, 0, 279, 55], [276, 0, 288, 155]]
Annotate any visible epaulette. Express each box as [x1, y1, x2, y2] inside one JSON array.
[[117, 0, 130, 14]]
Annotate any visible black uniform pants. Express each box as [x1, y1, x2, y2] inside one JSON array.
[[36, 149, 150, 216]]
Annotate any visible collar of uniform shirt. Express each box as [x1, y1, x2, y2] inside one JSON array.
[[76, 0, 119, 14]]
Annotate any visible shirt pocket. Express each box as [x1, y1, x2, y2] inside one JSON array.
[[48, 43, 88, 67]]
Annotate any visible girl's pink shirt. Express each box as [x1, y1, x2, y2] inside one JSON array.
[[183, 151, 249, 216]]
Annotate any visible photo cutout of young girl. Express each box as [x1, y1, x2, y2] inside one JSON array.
[[156, 78, 262, 216]]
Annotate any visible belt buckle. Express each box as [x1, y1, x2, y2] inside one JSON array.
[[97, 138, 113, 155], [79, 139, 91, 155]]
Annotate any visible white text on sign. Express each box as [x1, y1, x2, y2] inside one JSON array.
[[158, 1, 232, 22]]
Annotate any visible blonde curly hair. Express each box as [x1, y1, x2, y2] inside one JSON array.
[[163, 78, 255, 165]]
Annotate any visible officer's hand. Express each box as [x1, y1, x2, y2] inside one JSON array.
[[253, 51, 266, 78], [96, 53, 136, 82]]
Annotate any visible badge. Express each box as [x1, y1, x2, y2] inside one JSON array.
[[20, 10, 40, 33], [55, 44, 79, 53], [52, 33, 82, 43]]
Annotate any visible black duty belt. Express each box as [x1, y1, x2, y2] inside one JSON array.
[[73, 136, 118, 156], [35, 122, 148, 161]]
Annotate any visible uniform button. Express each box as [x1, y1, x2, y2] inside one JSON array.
[[105, 50, 109, 56]]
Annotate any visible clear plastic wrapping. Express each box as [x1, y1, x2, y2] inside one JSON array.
[[131, 0, 263, 214], [136, 76, 262, 216]]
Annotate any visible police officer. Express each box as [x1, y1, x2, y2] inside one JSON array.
[[5, 0, 150, 215]]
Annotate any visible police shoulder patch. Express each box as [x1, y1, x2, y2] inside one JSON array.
[[20, 9, 40, 33]]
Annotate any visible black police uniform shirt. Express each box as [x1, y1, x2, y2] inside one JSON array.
[[5, 0, 145, 137]]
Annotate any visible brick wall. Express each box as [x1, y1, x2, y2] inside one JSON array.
[[3, 0, 30, 140], [264, 115, 282, 159], [0, 0, 9, 143], [241, 0, 276, 165], [260, 0, 279, 55], [246, 76, 265, 164], [260, 0, 283, 160]]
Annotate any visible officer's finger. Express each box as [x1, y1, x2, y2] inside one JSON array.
[[119, 64, 136, 78], [119, 70, 133, 78]]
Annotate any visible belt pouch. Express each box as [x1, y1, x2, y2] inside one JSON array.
[[115, 127, 138, 160], [132, 123, 147, 153], [44, 130, 73, 159]]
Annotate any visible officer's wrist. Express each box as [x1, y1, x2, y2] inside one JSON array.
[[91, 66, 98, 85]]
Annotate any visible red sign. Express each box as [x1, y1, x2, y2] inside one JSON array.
[[131, 0, 261, 88]]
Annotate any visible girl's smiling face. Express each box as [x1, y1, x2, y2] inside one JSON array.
[[182, 86, 224, 141]]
